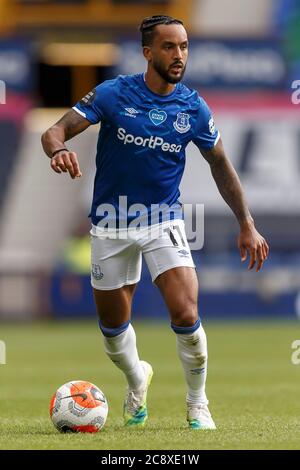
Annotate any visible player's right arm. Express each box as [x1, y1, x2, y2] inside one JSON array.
[[41, 109, 91, 179]]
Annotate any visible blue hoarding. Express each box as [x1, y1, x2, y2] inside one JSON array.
[[116, 38, 287, 89], [0, 39, 34, 93], [50, 270, 298, 320]]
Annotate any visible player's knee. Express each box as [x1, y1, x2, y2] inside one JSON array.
[[170, 301, 198, 328]]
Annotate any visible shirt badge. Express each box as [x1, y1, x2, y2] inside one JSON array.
[[173, 112, 191, 134], [149, 109, 167, 126]]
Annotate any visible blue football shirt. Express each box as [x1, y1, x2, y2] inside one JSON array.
[[73, 73, 220, 227]]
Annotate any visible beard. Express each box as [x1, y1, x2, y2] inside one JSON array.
[[152, 58, 186, 84]]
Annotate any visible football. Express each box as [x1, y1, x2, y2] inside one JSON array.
[[50, 380, 108, 433]]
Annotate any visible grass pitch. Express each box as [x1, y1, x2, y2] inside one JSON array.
[[0, 320, 299, 450]]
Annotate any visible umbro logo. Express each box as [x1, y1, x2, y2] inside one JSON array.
[[125, 108, 139, 114], [124, 107, 139, 118], [177, 249, 190, 257]]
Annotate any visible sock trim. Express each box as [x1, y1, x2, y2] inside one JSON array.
[[99, 320, 130, 337], [171, 317, 201, 334]]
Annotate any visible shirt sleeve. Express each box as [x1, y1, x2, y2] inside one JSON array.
[[72, 80, 114, 124], [192, 97, 220, 150]]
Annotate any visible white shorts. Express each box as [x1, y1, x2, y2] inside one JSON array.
[[90, 219, 195, 290]]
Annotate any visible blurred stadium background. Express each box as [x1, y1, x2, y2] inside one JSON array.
[[0, 0, 299, 322]]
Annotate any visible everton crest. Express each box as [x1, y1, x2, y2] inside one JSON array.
[[92, 263, 104, 280], [173, 112, 191, 134]]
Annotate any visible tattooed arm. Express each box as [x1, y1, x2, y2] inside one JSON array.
[[201, 138, 269, 271], [41, 109, 91, 179]]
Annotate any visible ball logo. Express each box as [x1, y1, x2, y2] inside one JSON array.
[[149, 109, 167, 126], [173, 112, 191, 134]]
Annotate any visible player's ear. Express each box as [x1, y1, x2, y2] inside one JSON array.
[[143, 46, 152, 62]]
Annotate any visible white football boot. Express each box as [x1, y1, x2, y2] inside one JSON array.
[[123, 361, 153, 427], [187, 403, 216, 430]]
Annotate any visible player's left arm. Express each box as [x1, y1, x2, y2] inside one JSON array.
[[201, 138, 269, 272]]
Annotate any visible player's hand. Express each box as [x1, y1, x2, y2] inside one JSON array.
[[50, 150, 82, 179], [238, 221, 269, 272]]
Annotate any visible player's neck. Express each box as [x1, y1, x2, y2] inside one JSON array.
[[144, 70, 176, 96]]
